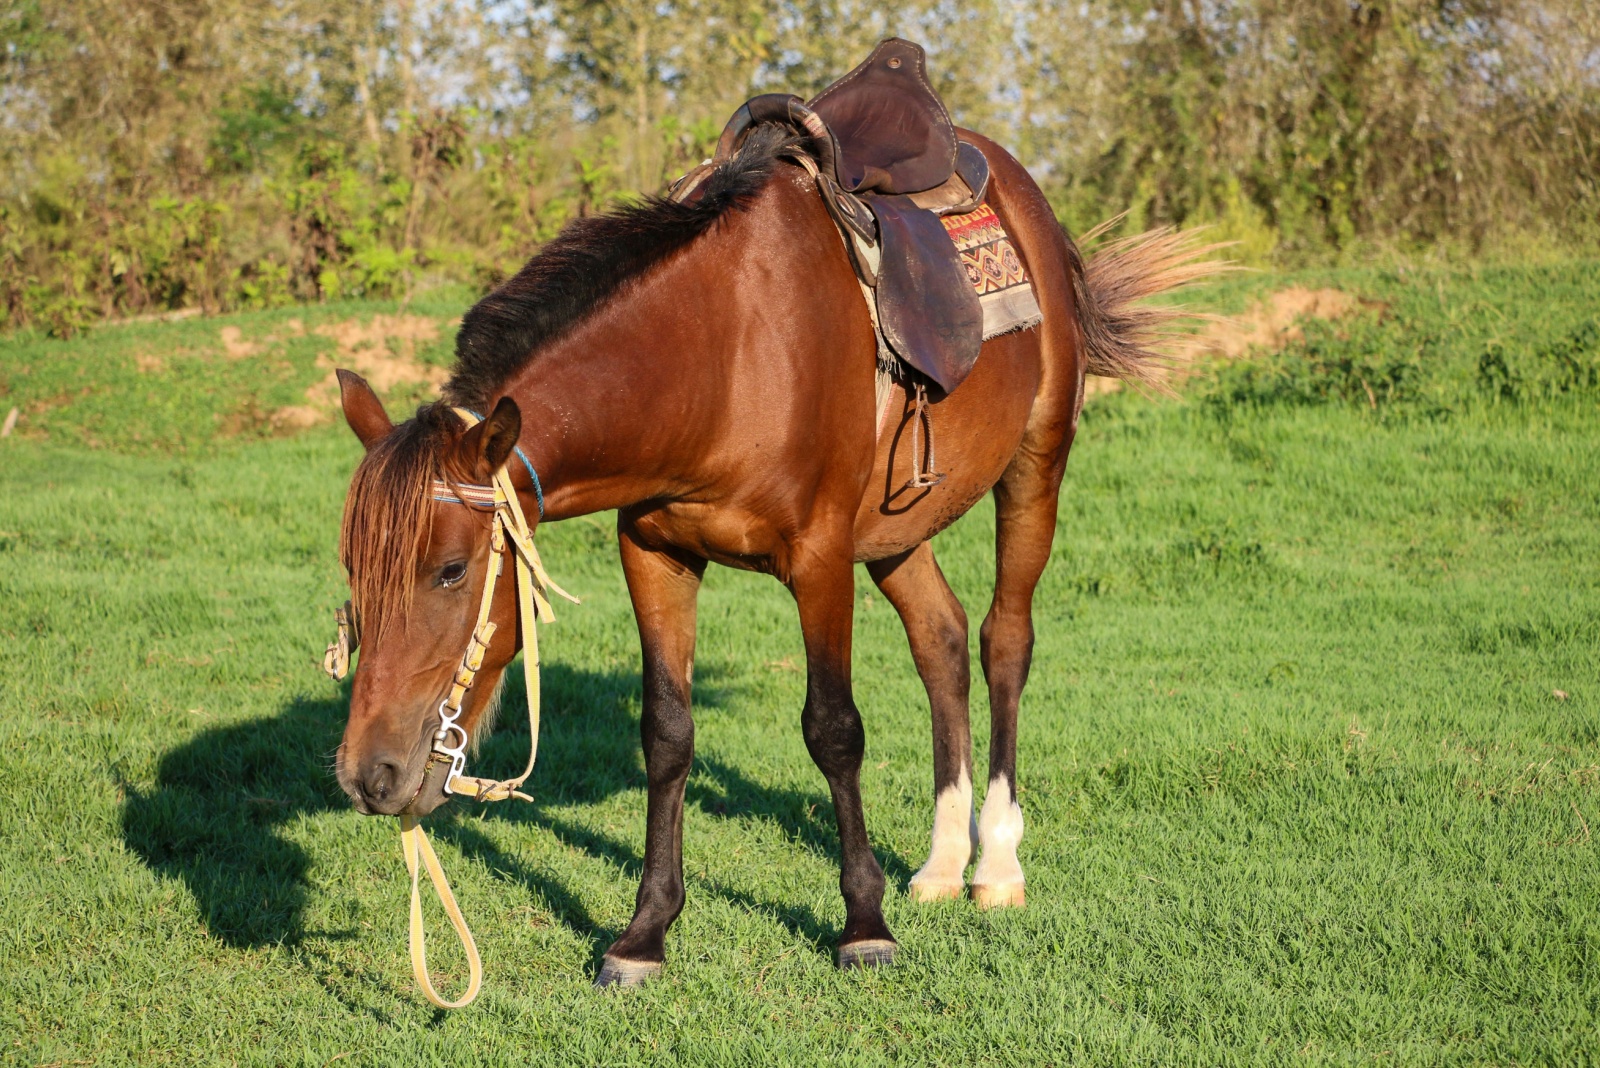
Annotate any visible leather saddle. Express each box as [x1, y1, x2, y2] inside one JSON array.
[[675, 38, 993, 394]]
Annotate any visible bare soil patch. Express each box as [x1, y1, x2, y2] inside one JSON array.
[[273, 314, 449, 431], [1085, 286, 1379, 397], [218, 325, 263, 360], [1197, 287, 1376, 359]]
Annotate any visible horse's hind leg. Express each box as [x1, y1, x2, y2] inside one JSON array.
[[598, 522, 706, 987], [974, 438, 1072, 909], [868, 543, 977, 901]]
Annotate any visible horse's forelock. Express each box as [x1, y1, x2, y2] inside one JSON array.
[[338, 407, 457, 644]]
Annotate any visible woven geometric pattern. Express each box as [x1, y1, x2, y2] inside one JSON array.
[[941, 204, 1028, 294], [940, 202, 1041, 339]]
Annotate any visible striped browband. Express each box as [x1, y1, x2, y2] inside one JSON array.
[[431, 480, 498, 510]]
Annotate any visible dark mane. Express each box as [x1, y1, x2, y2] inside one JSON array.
[[444, 125, 801, 409]]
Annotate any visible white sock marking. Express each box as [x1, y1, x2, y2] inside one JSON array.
[[909, 767, 976, 893], [972, 775, 1025, 890]]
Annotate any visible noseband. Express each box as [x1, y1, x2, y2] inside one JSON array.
[[324, 406, 576, 1009]]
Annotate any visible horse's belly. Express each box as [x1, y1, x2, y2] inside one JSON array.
[[628, 498, 795, 575], [852, 329, 1041, 561]]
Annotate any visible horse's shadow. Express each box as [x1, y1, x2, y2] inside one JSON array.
[[120, 660, 912, 966]]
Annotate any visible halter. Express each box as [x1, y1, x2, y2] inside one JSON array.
[[324, 406, 576, 1010]]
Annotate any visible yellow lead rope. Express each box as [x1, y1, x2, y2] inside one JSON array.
[[401, 814, 483, 1008], [339, 408, 577, 1010]]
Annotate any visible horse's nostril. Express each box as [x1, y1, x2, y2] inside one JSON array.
[[364, 759, 401, 803]]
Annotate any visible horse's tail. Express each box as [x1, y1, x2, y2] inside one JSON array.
[[1066, 218, 1235, 388]]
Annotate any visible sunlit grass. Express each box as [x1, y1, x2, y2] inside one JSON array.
[[1, 264, 1596, 1064]]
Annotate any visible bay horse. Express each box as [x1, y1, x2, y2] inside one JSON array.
[[331, 123, 1219, 985]]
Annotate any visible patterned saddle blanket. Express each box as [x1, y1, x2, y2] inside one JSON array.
[[941, 204, 1042, 342]]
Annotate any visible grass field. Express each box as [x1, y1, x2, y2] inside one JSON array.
[[2, 263, 1597, 1065]]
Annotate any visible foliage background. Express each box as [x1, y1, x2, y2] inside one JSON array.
[[3, 0, 1598, 335]]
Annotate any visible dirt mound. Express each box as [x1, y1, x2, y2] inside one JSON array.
[[274, 314, 450, 431], [1198, 287, 1371, 359], [1085, 286, 1376, 398]]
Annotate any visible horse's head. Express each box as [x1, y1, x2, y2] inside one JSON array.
[[331, 370, 526, 816]]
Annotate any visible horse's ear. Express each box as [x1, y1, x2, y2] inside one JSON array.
[[462, 396, 521, 479], [338, 370, 392, 449]]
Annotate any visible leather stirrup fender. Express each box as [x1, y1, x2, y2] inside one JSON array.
[[866, 195, 984, 393]]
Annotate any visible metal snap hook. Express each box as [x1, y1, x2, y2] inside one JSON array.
[[436, 721, 469, 754]]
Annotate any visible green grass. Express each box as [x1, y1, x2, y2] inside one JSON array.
[[2, 264, 1597, 1065], [0, 289, 475, 452]]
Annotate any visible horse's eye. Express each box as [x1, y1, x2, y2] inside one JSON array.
[[437, 561, 468, 588]]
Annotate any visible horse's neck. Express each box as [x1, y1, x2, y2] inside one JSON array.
[[498, 276, 730, 522], [494, 172, 857, 523]]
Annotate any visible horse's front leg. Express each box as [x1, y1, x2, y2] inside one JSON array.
[[596, 522, 706, 988], [790, 546, 897, 967]]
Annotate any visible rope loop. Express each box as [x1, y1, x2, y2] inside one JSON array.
[[401, 815, 483, 1009]]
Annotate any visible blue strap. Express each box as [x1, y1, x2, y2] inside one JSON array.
[[465, 408, 545, 518]]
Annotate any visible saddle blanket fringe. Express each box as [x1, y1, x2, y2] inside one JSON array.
[[941, 203, 1042, 339]]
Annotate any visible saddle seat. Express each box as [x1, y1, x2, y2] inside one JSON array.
[[675, 38, 1010, 396], [702, 39, 989, 210], [805, 36, 958, 197]]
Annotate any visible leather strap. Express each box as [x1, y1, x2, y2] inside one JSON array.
[[401, 814, 483, 1009]]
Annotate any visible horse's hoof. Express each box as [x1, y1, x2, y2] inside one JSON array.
[[594, 957, 662, 989], [971, 882, 1025, 909], [837, 939, 897, 970], [906, 878, 964, 903]]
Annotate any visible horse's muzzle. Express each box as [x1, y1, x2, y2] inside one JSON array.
[[399, 756, 456, 817], [339, 735, 443, 817]]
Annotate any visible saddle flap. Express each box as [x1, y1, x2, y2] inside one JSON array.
[[807, 38, 957, 196], [868, 195, 984, 393]]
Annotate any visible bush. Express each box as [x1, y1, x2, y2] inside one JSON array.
[[1477, 321, 1600, 404], [1202, 316, 1430, 414]]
